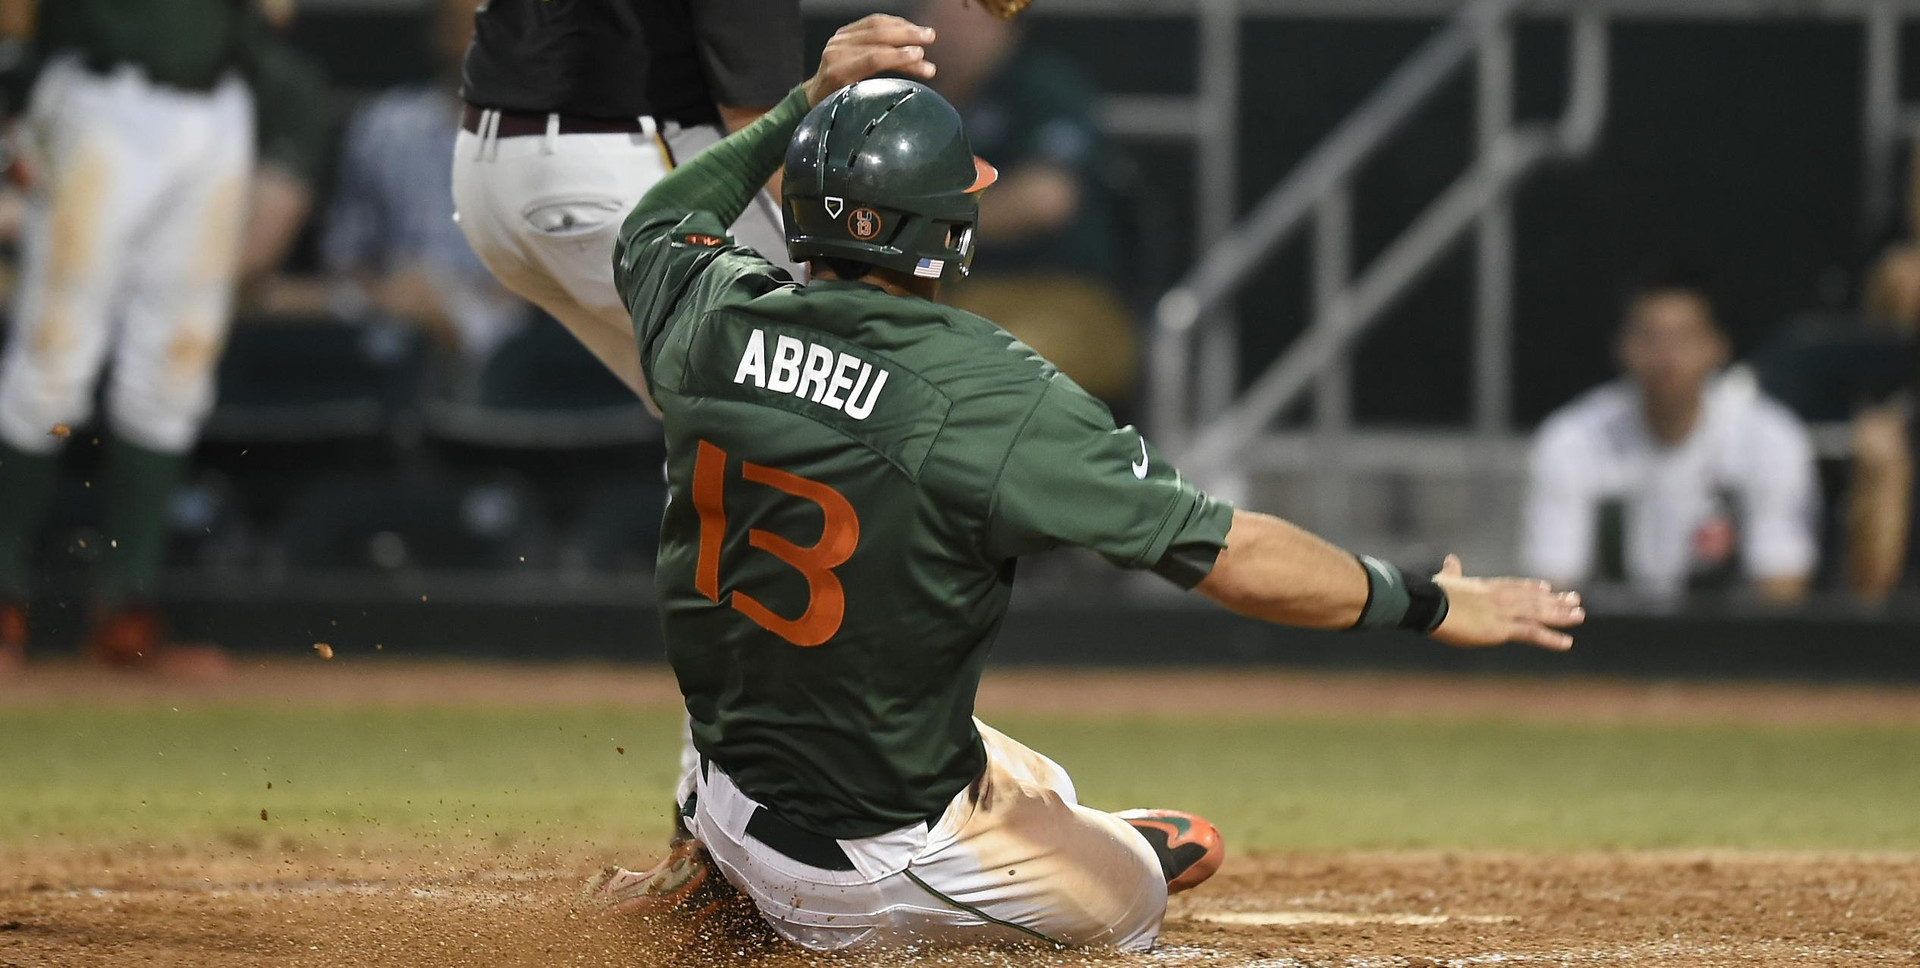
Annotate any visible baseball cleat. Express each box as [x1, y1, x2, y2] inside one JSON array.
[[83, 605, 230, 680], [579, 838, 763, 940], [0, 604, 26, 677], [1118, 809, 1225, 894]]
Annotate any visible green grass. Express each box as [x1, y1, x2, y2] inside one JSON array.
[[6, 704, 1920, 852]]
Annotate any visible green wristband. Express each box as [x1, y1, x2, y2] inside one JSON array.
[[1353, 554, 1449, 633]]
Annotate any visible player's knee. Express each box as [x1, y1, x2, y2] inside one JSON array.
[[0, 364, 97, 454], [1045, 874, 1166, 951], [104, 408, 205, 455], [105, 375, 215, 456], [12, 290, 112, 366]]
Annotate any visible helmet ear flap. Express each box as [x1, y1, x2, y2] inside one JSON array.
[[785, 197, 904, 248], [784, 196, 915, 271]]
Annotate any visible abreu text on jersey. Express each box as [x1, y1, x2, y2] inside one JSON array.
[[731, 328, 890, 419]]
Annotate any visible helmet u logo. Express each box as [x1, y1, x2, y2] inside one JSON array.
[[848, 208, 881, 241]]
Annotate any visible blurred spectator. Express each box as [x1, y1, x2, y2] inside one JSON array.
[[1522, 271, 1820, 605], [1863, 144, 1920, 336], [1844, 144, 1920, 602], [1844, 396, 1912, 601], [259, 0, 524, 359], [238, 35, 329, 288], [913, 0, 1135, 403]]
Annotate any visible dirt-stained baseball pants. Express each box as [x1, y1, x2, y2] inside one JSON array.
[[687, 720, 1170, 951], [0, 56, 253, 457]]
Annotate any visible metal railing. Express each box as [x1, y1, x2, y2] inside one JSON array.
[[1151, 0, 1611, 491]]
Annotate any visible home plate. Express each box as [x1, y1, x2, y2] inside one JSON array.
[[1191, 911, 1518, 927]]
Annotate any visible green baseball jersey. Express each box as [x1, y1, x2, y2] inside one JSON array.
[[614, 94, 1233, 839], [33, 0, 258, 93]]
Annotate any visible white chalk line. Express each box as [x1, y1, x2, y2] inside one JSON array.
[[1153, 937, 1888, 968], [49, 870, 577, 906], [1188, 911, 1519, 927]]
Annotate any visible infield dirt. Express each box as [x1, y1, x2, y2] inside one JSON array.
[[4, 845, 1917, 966], [5, 664, 1920, 966]]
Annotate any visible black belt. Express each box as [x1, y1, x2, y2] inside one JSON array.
[[696, 755, 942, 873], [744, 802, 956, 873], [746, 805, 858, 871], [461, 104, 657, 138]]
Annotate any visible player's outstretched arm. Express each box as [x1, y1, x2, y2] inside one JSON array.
[[1194, 510, 1582, 650], [1192, 511, 1375, 629]]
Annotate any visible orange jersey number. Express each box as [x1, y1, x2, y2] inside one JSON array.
[[690, 440, 859, 646]]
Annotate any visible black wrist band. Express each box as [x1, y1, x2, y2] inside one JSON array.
[[1353, 554, 1450, 633], [1402, 572, 1449, 633]]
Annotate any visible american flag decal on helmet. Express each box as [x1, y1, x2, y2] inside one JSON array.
[[914, 258, 945, 278]]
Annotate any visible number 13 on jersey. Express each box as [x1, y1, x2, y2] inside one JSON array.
[[690, 440, 861, 647]]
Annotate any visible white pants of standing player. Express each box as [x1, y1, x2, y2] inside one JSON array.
[[687, 720, 1169, 952], [0, 56, 254, 457], [450, 117, 796, 411]]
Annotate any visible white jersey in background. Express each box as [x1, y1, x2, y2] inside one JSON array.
[[1522, 373, 1820, 600]]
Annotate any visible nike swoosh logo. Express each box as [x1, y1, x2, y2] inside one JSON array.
[[1132, 437, 1150, 479]]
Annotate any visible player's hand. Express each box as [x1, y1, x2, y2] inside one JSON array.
[[1428, 554, 1583, 651], [805, 14, 938, 107]]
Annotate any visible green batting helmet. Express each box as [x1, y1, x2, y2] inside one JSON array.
[[783, 79, 998, 283]]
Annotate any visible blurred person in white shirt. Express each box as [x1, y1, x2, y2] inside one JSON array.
[[1523, 271, 1819, 605]]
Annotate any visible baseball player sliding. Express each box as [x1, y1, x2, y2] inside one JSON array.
[[578, 15, 1585, 953]]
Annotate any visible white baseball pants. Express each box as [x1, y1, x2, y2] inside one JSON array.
[[450, 118, 796, 410], [0, 57, 254, 456], [688, 720, 1169, 952]]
